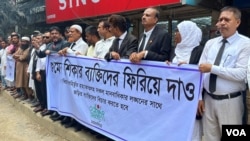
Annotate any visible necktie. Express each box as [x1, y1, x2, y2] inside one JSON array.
[[138, 34, 146, 52], [32, 53, 38, 76], [70, 42, 76, 49], [209, 39, 227, 93], [113, 38, 120, 52]]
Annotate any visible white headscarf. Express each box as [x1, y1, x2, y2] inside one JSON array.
[[172, 21, 202, 64]]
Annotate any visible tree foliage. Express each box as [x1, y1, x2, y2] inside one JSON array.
[[0, 0, 27, 37], [0, 0, 42, 37]]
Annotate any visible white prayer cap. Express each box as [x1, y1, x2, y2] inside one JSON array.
[[70, 24, 82, 33], [21, 36, 30, 42]]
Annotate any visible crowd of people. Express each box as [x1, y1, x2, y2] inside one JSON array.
[[0, 6, 249, 141]]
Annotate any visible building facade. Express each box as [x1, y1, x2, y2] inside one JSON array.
[[1, 0, 249, 41]]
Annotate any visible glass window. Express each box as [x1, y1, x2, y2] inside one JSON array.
[[157, 16, 212, 46]]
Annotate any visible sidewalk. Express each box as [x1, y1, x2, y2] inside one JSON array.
[[0, 92, 67, 141], [1, 89, 111, 141]]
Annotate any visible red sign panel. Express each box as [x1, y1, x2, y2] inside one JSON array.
[[46, 0, 181, 23]]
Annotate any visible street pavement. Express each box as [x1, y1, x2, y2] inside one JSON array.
[[0, 92, 67, 141], [0, 89, 111, 141]]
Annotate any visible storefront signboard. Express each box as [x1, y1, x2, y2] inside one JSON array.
[[46, 0, 181, 23]]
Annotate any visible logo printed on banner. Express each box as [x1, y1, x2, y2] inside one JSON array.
[[47, 55, 202, 141], [90, 104, 105, 122]]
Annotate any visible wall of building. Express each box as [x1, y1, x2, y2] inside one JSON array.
[[10, 0, 250, 39]]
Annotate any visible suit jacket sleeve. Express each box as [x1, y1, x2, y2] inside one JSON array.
[[104, 34, 137, 61], [36, 49, 46, 58], [189, 45, 204, 64], [145, 26, 172, 61], [123, 35, 138, 59]]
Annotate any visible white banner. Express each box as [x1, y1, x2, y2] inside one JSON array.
[[5, 55, 15, 82], [47, 54, 203, 141]]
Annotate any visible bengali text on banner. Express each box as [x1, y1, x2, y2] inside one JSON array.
[[46, 54, 203, 141]]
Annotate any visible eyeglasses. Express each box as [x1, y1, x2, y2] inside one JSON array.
[[43, 36, 50, 39]]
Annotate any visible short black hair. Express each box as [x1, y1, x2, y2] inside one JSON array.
[[85, 25, 100, 39], [49, 26, 62, 34], [1, 39, 7, 43], [64, 26, 70, 32], [108, 14, 127, 33], [99, 18, 110, 29]]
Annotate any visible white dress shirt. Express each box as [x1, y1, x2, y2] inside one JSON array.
[[247, 56, 250, 89], [66, 37, 88, 56], [118, 31, 127, 49], [27, 48, 35, 74], [94, 36, 115, 58], [199, 31, 250, 94], [36, 44, 47, 71], [139, 26, 155, 58], [27, 48, 36, 89], [139, 26, 155, 51]]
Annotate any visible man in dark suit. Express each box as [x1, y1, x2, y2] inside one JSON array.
[[34, 26, 67, 122], [104, 14, 138, 61], [129, 7, 172, 62]]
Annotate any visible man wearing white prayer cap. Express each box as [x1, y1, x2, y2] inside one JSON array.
[[71, 24, 82, 33], [13, 35, 33, 101], [58, 24, 88, 130], [59, 24, 88, 56], [21, 36, 30, 42]]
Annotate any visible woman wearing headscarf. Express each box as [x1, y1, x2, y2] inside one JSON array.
[[172, 20, 203, 65], [167, 21, 204, 141]]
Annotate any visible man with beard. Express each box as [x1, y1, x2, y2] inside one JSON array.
[[57, 25, 89, 131], [85, 25, 100, 57], [35, 26, 67, 57], [9, 33, 23, 98], [13, 36, 33, 101], [58, 24, 88, 56]]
